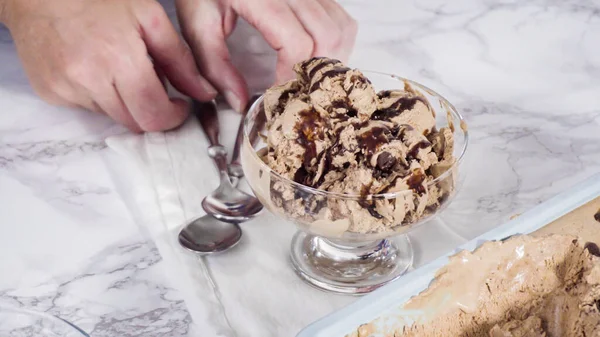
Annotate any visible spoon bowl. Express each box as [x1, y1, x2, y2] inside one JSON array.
[[202, 182, 264, 222], [179, 215, 243, 254]]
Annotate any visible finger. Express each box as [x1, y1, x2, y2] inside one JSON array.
[[154, 61, 167, 90], [316, 0, 358, 61], [287, 0, 343, 57], [90, 82, 143, 133], [233, 0, 314, 83], [178, 0, 248, 112], [116, 54, 189, 132], [134, 0, 217, 101]]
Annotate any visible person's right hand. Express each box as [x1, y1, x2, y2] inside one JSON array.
[[3, 0, 217, 132]]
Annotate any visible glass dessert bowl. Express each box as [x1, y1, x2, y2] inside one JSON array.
[[241, 71, 468, 294]]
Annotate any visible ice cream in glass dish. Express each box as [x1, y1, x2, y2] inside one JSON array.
[[241, 57, 468, 294]]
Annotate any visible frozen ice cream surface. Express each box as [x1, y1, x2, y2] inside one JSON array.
[[399, 234, 600, 337], [260, 57, 456, 234]]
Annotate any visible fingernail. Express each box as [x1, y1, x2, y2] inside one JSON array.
[[224, 91, 243, 112], [199, 76, 218, 96]]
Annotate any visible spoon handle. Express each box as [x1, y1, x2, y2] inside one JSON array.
[[193, 100, 221, 147], [192, 100, 229, 180], [229, 94, 261, 178]]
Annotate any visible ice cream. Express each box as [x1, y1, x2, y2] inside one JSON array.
[[398, 234, 600, 337], [258, 57, 458, 234]]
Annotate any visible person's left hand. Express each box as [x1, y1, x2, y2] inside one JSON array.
[[175, 0, 358, 112]]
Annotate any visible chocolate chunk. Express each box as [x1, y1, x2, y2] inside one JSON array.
[[595, 209, 600, 223], [585, 242, 600, 257], [376, 152, 397, 171]]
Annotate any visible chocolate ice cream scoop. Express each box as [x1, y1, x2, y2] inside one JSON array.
[[261, 57, 457, 234]]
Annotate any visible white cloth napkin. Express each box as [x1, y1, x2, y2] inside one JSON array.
[[105, 102, 469, 336], [106, 106, 357, 337]]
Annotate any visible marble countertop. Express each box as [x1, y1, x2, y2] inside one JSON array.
[[1, 0, 599, 336]]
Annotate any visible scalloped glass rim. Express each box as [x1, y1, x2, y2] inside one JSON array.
[[0, 306, 89, 336], [243, 72, 469, 201]]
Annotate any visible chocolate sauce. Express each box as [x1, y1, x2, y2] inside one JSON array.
[[293, 109, 328, 185], [378, 90, 393, 99], [407, 140, 432, 160], [438, 192, 450, 205], [307, 58, 341, 79], [350, 74, 368, 85], [273, 88, 298, 116], [357, 127, 390, 160], [372, 96, 428, 121], [358, 183, 384, 219], [296, 109, 325, 167], [309, 67, 351, 92], [595, 209, 600, 223], [293, 167, 309, 185], [406, 170, 426, 195], [331, 100, 347, 110], [366, 207, 384, 219], [424, 204, 439, 214], [397, 125, 414, 142]]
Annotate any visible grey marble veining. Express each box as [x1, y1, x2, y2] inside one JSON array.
[[0, 0, 599, 336]]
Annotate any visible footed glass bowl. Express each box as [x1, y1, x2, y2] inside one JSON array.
[[241, 72, 468, 294], [0, 307, 89, 336]]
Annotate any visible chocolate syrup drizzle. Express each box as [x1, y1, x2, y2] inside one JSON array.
[[407, 140, 432, 160], [306, 58, 342, 79], [272, 59, 446, 221], [309, 67, 351, 92], [357, 126, 391, 161], [372, 95, 428, 121]]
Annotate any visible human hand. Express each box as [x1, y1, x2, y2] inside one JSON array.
[[176, 0, 358, 112], [4, 0, 217, 132]]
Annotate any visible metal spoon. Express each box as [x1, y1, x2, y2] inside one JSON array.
[[178, 215, 242, 254], [196, 100, 263, 222], [178, 97, 259, 254]]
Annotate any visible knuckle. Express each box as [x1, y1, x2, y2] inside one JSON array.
[[295, 35, 314, 58], [64, 60, 95, 86], [318, 28, 344, 52]]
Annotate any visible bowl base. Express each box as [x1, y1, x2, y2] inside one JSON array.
[[290, 232, 413, 295]]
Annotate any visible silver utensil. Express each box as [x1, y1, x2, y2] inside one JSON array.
[[178, 214, 242, 254], [178, 96, 262, 254], [195, 100, 263, 222]]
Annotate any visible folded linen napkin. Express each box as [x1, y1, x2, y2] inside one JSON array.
[[106, 105, 360, 337]]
